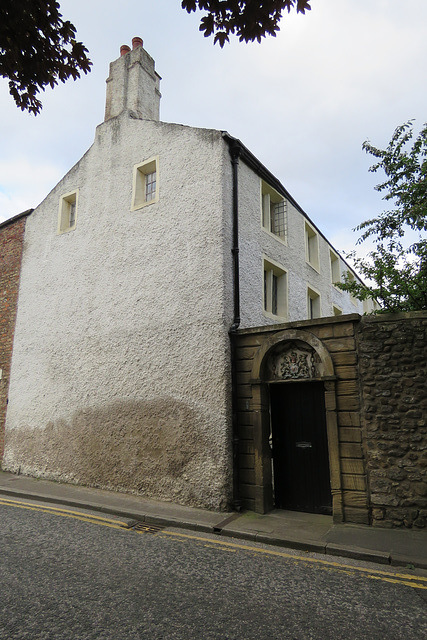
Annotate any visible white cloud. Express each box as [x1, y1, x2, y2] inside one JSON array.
[[0, 159, 63, 223], [1, 0, 427, 256]]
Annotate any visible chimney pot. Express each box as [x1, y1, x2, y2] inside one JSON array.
[[105, 39, 161, 122], [132, 37, 143, 49]]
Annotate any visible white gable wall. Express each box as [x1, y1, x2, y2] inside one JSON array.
[[3, 113, 235, 510]]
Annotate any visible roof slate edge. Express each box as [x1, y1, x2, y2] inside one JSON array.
[[0, 209, 33, 231], [222, 131, 362, 283]]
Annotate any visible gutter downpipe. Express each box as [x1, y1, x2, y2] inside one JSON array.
[[229, 140, 242, 510]]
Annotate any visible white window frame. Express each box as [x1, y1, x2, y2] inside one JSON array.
[[58, 190, 78, 234], [333, 304, 343, 316], [307, 285, 321, 319], [131, 156, 159, 211], [261, 181, 287, 244], [363, 298, 380, 314], [305, 221, 319, 272], [346, 271, 358, 306], [263, 257, 288, 320], [330, 249, 341, 287]]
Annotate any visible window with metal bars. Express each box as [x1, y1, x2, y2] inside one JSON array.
[[261, 181, 287, 242], [69, 201, 76, 228], [131, 157, 159, 210], [270, 200, 286, 238], [58, 191, 78, 234], [145, 171, 156, 202]]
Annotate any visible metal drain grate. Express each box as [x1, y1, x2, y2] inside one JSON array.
[[122, 520, 165, 534]]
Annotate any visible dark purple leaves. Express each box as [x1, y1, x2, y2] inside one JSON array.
[[182, 1, 312, 47], [0, 0, 91, 114]]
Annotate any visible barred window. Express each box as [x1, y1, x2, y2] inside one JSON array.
[[270, 200, 286, 238], [145, 171, 156, 202], [261, 181, 287, 242], [58, 191, 78, 234], [131, 157, 159, 210], [69, 201, 76, 228]]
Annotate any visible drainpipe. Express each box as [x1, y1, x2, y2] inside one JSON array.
[[228, 140, 242, 510], [229, 139, 241, 331]]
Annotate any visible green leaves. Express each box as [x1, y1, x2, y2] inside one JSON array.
[[181, 1, 311, 47], [2, 0, 313, 112], [339, 121, 427, 313], [0, 0, 91, 114]]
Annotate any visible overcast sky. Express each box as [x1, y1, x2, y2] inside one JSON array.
[[1, 0, 426, 256]]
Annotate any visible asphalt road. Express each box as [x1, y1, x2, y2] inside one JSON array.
[[0, 497, 426, 639]]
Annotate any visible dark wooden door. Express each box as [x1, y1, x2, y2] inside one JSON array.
[[270, 382, 332, 514]]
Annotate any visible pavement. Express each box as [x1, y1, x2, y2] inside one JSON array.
[[1, 470, 426, 570]]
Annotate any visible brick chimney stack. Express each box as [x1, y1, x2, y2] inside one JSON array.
[[104, 38, 161, 122]]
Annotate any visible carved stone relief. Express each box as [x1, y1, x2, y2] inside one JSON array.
[[266, 341, 323, 381]]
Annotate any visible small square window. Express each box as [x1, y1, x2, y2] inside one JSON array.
[[305, 222, 319, 271], [333, 304, 343, 316], [263, 258, 288, 319], [131, 156, 159, 210], [261, 181, 287, 241], [58, 190, 78, 234], [307, 286, 321, 319]]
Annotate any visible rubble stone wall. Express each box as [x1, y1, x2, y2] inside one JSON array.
[[234, 311, 427, 528], [357, 312, 427, 528]]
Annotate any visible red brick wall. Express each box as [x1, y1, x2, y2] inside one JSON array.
[[0, 213, 30, 458]]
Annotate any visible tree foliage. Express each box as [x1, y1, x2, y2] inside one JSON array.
[[182, 0, 311, 47], [1, 1, 311, 113], [339, 121, 427, 313], [0, 0, 91, 114]]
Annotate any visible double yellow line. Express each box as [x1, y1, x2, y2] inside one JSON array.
[[1, 496, 427, 590], [0, 496, 128, 530], [162, 530, 427, 590]]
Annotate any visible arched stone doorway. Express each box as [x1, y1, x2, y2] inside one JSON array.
[[249, 329, 343, 522]]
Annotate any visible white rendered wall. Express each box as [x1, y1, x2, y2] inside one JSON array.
[[237, 160, 365, 329], [3, 114, 234, 510]]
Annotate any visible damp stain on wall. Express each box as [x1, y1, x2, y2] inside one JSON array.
[[3, 397, 232, 511]]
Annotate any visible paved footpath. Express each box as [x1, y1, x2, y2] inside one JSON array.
[[1, 470, 426, 570]]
